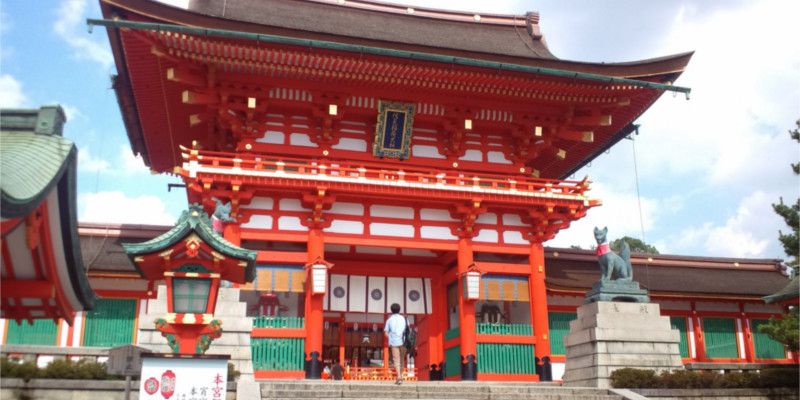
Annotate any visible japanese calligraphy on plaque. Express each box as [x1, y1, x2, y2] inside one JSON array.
[[373, 101, 415, 159]]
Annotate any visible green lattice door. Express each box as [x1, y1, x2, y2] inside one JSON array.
[[548, 312, 576, 355], [5, 319, 58, 345], [83, 298, 137, 347], [669, 316, 689, 357], [751, 319, 786, 359], [702, 317, 738, 358]]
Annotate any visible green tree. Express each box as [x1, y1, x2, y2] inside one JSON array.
[[771, 119, 800, 267], [610, 236, 659, 254], [757, 307, 799, 352]]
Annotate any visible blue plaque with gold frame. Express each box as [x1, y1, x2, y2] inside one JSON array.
[[373, 101, 415, 159]]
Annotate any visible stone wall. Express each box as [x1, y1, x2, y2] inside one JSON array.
[[0, 379, 236, 400], [633, 388, 798, 400], [136, 285, 254, 380]]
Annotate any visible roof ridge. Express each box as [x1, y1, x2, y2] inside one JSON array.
[[300, 0, 535, 26]]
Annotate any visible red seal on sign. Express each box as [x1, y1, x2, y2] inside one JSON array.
[[160, 369, 176, 399], [144, 377, 159, 395]]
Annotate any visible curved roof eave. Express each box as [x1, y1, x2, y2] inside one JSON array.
[[100, 0, 691, 78]]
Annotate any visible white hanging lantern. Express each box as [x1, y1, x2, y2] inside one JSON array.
[[462, 264, 481, 300], [306, 258, 333, 295]]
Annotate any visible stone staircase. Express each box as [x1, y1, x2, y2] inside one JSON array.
[[259, 381, 625, 400]]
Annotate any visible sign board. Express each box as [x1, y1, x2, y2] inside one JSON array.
[[107, 345, 151, 376], [139, 354, 228, 400], [372, 100, 415, 159]]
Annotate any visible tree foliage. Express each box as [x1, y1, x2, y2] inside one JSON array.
[[757, 306, 799, 352], [610, 236, 659, 254], [772, 119, 800, 266]]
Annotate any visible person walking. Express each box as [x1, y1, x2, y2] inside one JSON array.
[[383, 303, 406, 385]]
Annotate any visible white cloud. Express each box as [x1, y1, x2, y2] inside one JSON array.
[[546, 182, 678, 249], [672, 191, 784, 258], [120, 146, 151, 174], [54, 0, 113, 68], [627, 0, 800, 188], [0, 74, 28, 108], [78, 148, 110, 172], [79, 191, 176, 225], [59, 103, 84, 121], [154, 0, 189, 9]]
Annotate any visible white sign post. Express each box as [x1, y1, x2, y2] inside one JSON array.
[[139, 354, 229, 400]]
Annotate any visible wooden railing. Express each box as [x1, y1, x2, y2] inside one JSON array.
[[251, 338, 304, 371], [476, 323, 532, 336], [181, 147, 591, 199], [253, 316, 304, 329]]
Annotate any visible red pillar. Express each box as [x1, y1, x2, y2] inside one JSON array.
[[304, 228, 325, 378], [430, 275, 446, 377], [457, 238, 477, 380], [529, 242, 550, 378], [691, 303, 707, 361], [739, 304, 755, 362]]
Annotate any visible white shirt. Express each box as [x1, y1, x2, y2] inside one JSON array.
[[383, 314, 406, 347]]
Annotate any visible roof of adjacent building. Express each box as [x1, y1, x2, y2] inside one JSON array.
[[545, 248, 788, 299], [81, 221, 788, 300], [763, 275, 799, 304], [1, 107, 72, 218], [0, 106, 95, 321]]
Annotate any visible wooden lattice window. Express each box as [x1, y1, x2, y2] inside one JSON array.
[[751, 319, 786, 359], [669, 316, 690, 358], [172, 278, 211, 313], [83, 298, 137, 347], [702, 317, 738, 359], [548, 312, 577, 355], [5, 319, 58, 345]]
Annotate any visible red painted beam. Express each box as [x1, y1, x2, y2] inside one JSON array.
[[251, 328, 306, 338], [476, 334, 535, 345], [1, 280, 54, 298]]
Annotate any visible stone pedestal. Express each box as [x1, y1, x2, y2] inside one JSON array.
[[562, 301, 683, 388], [137, 285, 254, 381]]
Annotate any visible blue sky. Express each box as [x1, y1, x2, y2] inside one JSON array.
[[1, 0, 798, 261]]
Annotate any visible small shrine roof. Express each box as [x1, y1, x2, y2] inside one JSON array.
[[122, 204, 257, 281]]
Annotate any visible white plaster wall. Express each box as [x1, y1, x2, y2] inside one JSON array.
[[289, 133, 316, 147], [277, 216, 307, 231], [240, 197, 274, 210], [473, 229, 499, 243], [420, 226, 457, 240], [328, 220, 364, 235], [370, 222, 414, 238], [329, 202, 365, 216], [332, 138, 367, 152], [420, 208, 456, 221], [503, 231, 527, 244], [241, 215, 273, 229], [370, 205, 414, 219]]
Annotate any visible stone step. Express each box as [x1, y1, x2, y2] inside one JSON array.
[[258, 381, 622, 400]]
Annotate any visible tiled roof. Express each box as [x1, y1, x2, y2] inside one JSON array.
[[1, 106, 72, 218]]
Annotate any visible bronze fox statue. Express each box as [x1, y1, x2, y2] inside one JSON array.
[[593, 227, 633, 281]]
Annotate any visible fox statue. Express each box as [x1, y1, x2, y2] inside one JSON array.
[[593, 227, 633, 282]]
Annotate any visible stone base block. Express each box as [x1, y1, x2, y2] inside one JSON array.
[[562, 301, 683, 388]]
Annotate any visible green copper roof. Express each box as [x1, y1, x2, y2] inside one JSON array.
[[122, 204, 257, 282], [0, 105, 95, 313], [763, 275, 799, 304], [1, 106, 73, 218]]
